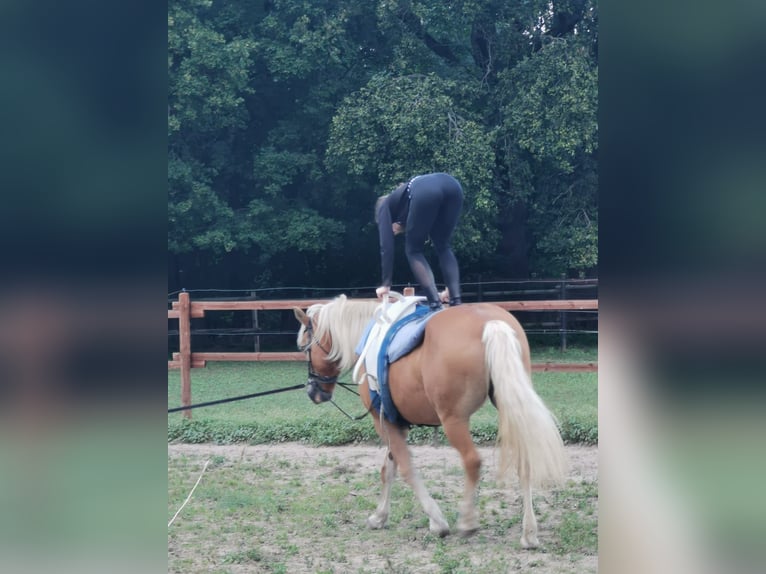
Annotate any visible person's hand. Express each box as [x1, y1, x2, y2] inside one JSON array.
[[376, 286, 390, 299], [439, 288, 450, 303]]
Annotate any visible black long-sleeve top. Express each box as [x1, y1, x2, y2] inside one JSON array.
[[376, 182, 411, 287]]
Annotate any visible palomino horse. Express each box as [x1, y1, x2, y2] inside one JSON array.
[[293, 294, 567, 546]]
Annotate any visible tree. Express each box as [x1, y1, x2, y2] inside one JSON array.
[[499, 37, 598, 276], [168, 0, 255, 255], [327, 73, 498, 265], [167, 0, 599, 290], [168, 0, 353, 286]]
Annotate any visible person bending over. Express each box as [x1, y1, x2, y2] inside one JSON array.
[[375, 172, 464, 311]]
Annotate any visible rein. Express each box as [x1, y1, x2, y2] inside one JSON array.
[[329, 396, 372, 421], [329, 381, 371, 421]]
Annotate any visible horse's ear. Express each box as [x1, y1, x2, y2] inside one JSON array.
[[293, 307, 310, 327]]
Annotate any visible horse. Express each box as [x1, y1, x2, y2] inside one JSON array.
[[293, 294, 567, 546]]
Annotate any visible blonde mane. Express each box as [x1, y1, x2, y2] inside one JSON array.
[[305, 295, 379, 373]]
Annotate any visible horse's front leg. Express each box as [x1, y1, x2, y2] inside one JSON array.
[[367, 449, 396, 529]]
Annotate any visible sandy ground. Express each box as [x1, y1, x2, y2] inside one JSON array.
[[168, 441, 598, 483], [169, 442, 597, 573]]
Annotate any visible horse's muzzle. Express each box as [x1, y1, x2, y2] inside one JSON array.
[[307, 380, 334, 404]]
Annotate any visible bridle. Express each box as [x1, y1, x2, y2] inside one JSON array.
[[299, 317, 339, 402], [298, 314, 373, 421]]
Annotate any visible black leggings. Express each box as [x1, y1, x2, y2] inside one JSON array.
[[404, 174, 463, 305]]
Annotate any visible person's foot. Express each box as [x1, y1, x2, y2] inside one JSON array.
[[449, 297, 462, 306], [429, 301, 443, 312]]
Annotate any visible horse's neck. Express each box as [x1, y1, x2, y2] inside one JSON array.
[[326, 299, 378, 371]]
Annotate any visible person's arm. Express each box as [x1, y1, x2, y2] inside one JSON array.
[[377, 200, 395, 287]]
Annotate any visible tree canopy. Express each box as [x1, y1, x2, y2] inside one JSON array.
[[168, 0, 598, 290]]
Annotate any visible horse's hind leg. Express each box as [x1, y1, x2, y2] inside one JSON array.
[[441, 418, 482, 536], [382, 421, 450, 536]]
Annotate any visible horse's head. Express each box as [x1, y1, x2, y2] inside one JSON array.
[[293, 306, 340, 404]]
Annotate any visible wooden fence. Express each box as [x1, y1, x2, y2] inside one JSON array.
[[168, 291, 598, 418]]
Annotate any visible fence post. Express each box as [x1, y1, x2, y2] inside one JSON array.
[[251, 290, 260, 353], [559, 275, 567, 352], [179, 291, 192, 419]]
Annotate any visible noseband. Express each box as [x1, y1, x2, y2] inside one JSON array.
[[299, 318, 338, 394]]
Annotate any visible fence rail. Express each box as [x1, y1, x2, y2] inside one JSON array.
[[168, 290, 598, 418]]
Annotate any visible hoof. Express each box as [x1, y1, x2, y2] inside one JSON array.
[[521, 535, 540, 549], [456, 512, 479, 537], [429, 520, 450, 537], [367, 514, 386, 529]]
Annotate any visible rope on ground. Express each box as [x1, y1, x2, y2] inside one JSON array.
[[168, 459, 210, 528]]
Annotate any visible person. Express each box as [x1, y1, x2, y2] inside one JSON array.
[[374, 172, 464, 311]]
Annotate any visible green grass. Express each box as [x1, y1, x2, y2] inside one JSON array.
[[168, 346, 597, 445], [550, 480, 599, 555]]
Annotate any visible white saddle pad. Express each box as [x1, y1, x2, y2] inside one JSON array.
[[353, 295, 425, 391]]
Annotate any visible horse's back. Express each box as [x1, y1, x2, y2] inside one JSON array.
[[425, 303, 530, 376], [425, 303, 526, 349]]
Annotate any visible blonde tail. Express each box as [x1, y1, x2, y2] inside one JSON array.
[[482, 320, 567, 487]]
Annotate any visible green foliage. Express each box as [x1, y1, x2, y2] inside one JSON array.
[[167, 164, 237, 254], [326, 73, 499, 263], [168, 0, 255, 136], [558, 415, 599, 445], [239, 202, 345, 256], [255, 0, 368, 79], [498, 37, 598, 277], [167, 0, 599, 285], [535, 211, 598, 275], [168, 0, 257, 257], [222, 548, 263, 564], [432, 540, 472, 574], [502, 40, 598, 174], [328, 74, 456, 181]]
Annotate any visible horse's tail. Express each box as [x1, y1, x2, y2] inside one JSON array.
[[482, 320, 567, 488]]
